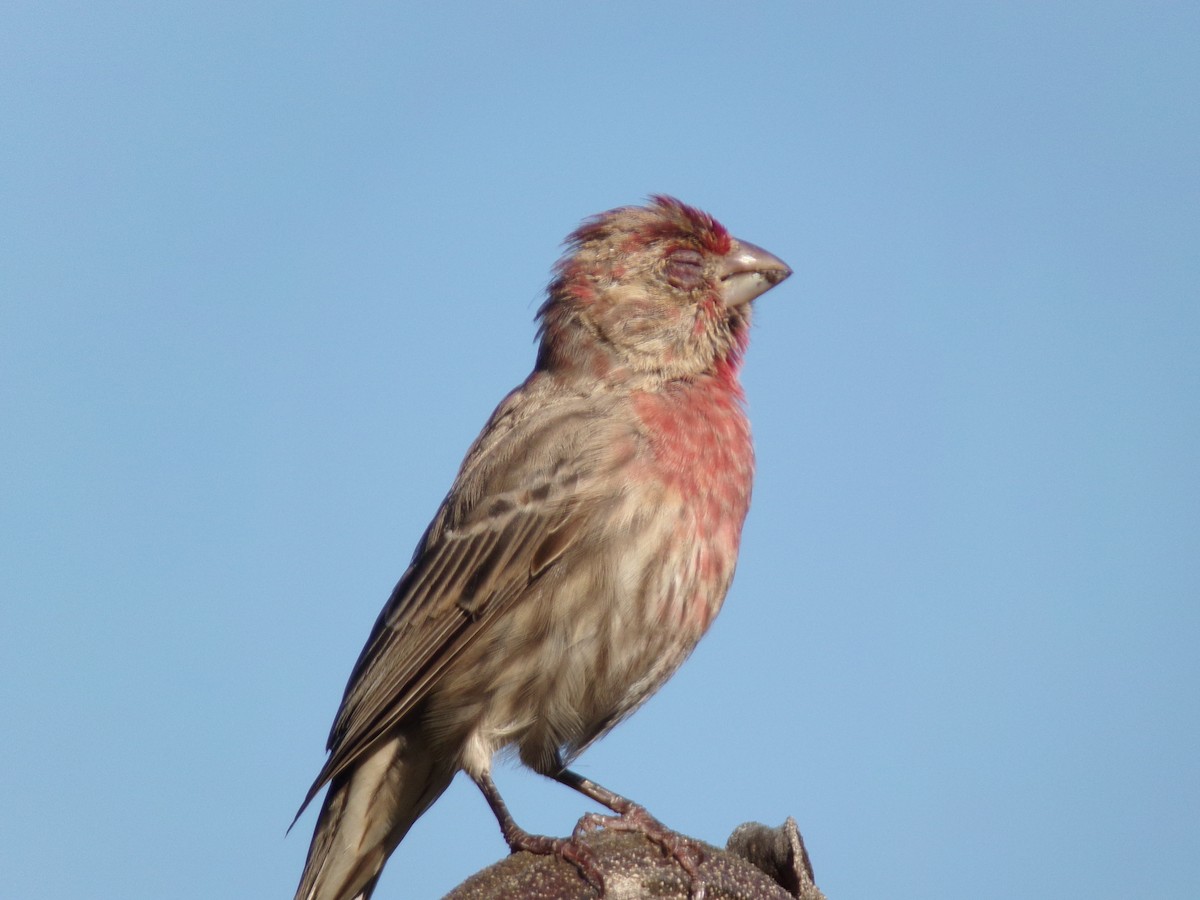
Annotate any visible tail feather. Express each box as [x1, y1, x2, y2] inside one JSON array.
[[294, 733, 453, 900]]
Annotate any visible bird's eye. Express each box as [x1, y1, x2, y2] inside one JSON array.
[[664, 248, 705, 289]]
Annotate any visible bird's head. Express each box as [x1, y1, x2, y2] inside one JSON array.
[[536, 196, 791, 385]]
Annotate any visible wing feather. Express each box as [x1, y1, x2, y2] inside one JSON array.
[[296, 398, 613, 818]]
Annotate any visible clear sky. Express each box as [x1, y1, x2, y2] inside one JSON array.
[[2, 3, 1197, 899]]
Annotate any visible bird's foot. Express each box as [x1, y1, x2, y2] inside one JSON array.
[[474, 770, 606, 893], [501, 822, 605, 894], [573, 804, 709, 900]]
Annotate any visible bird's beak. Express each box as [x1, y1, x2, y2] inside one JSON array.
[[718, 239, 792, 308]]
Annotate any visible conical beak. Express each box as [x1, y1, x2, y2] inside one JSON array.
[[718, 239, 792, 308]]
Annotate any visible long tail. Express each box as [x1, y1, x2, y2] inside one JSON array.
[[294, 733, 453, 900]]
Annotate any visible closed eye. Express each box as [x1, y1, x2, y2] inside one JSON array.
[[664, 248, 705, 289]]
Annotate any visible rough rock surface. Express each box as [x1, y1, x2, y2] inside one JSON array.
[[444, 819, 826, 900]]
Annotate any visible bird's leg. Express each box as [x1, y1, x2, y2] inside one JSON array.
[[551, 766, 709, 899], [470, 771, 604, 892]]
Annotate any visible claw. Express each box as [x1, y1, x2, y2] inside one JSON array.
[[475, 767, 711, 898], [501, 826, 605, 894], [572, 805, 709, 899], [473, 771, 606, 893]]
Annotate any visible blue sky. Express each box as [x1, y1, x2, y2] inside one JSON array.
[[2, 3, 1197, 898]]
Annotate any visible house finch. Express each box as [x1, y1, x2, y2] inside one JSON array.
[[293, 196, 791, 900]]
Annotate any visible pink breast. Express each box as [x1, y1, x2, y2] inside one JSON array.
[[631, 377, 754, 633]]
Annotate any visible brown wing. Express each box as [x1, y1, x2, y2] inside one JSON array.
[[296, 398, 605, 818]]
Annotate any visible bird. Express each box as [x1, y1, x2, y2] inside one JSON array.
[[292, 196, 792, 900]]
